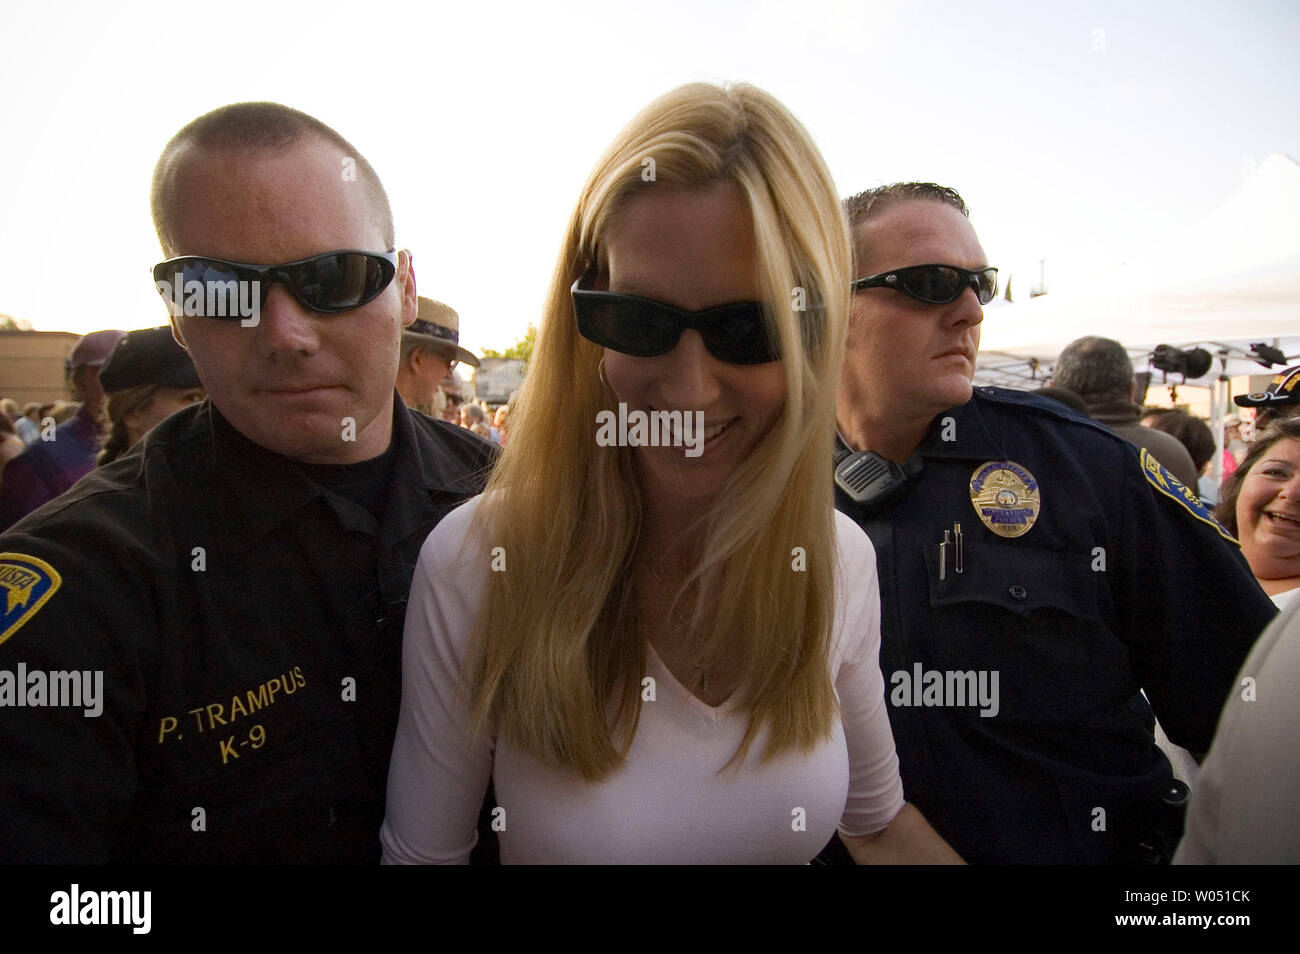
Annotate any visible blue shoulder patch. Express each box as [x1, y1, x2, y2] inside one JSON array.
[[1139, 449, 1236, 543], [0, 553, 62, 647]]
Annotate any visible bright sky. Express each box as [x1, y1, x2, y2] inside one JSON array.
[[1, 0, 1297, 365]]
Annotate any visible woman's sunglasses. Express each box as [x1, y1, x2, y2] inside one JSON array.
[[572, 270, 778, 365], [152, 249, 399, 318], [851, 264, 998, 305]]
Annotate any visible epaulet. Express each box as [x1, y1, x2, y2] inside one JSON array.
[[971, 386, 1120, 439], [408, 413, 499, 494], [411, 413, 497, 458]]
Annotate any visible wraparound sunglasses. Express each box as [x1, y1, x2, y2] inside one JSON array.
[[152, 249, 399, 318], [572, 269, 778, 364], [852, 264, 998, 305]]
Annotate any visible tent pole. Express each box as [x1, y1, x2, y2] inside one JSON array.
[[1209, 371, 1227, 492]]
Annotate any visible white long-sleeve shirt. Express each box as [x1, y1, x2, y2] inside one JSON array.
[[381, 497, 904, 864]]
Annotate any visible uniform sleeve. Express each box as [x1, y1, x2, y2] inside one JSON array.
[[0, 509, 157, 861], [381, 497, 495, 864], [1116, 450, 1277, 753], [832, 512, 906, 837]]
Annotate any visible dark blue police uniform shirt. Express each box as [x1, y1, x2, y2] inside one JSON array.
[[834, 387, 1276, 864], [0, 396, 495, 863]]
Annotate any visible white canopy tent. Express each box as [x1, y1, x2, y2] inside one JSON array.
[[973, 152, 1300, 482], [976, 152, 1300, 388]]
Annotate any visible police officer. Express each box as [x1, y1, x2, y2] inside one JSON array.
[[0, 103, 494, 863], [831, 182, 1276, 863]]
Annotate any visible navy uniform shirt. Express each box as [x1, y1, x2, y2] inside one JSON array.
[[0, 397, 494, 863], [834, 388, 1276, 864]]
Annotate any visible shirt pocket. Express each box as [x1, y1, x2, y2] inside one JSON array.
[[919, 540, 1134, 732], [925, 540, 1101, 621], [118, 711, 366, 863]]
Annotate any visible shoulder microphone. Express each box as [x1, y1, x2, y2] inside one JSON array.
[[834, 446, 921, 509]]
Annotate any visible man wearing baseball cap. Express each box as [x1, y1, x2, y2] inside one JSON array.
[[95, 325, 206, 466], [0, 328, 124, 530], [395, 297, 480, 416], [1236, 365, 1300, 431]]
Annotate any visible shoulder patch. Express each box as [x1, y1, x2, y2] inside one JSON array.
[[0, 553, 62, 647], [1139, 449, 1236, 543]]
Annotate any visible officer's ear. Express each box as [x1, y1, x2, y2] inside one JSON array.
[[398, 250, 417, 331], [170, 316, 188, 351]]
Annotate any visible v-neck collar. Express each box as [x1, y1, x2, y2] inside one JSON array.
[[645, 641, 740, 723]]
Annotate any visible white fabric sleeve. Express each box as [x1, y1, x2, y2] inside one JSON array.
[[832, 511, 906, 837], [1174, 595, 1300, 864], [380, 497, 495, 864]]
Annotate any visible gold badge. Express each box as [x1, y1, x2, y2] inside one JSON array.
[[970, 461, 1041, 538]]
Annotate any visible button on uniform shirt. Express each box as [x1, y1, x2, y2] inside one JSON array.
[[0, 398, 494, 863], [833, 387, 1277, 864]]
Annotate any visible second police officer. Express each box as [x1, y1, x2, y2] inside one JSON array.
[[829, 182, 1276, 864]]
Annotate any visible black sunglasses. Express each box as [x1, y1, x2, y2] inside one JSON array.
[[571, 270, 778, 365], [152, 249, 399, 318], [851, 264, 998, 305]]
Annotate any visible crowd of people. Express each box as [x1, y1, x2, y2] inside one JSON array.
[[0, 81, 1295, 865]]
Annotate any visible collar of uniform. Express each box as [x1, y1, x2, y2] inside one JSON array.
[[393, 391, 488, 497], [197, 403, 338, 558], [194, 397, 481, 560], [916, 390, 1007, 461], [374, 393, 482, 550]]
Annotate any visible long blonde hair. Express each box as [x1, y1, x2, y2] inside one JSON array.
[[466, 82, 852, 779]]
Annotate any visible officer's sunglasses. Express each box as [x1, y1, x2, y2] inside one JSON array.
[[851, 264, 998, 305], [152, 249, 400, 318], [572, 269, 779, 365]]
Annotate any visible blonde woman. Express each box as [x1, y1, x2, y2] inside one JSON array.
[[382, 82, 960, 864]]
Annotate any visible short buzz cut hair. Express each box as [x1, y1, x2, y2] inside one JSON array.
[[1053, 336, 1135, 401], [842, 182, 969, 232], [841, 182, 969, 268], [150, 102, 395, 255]]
